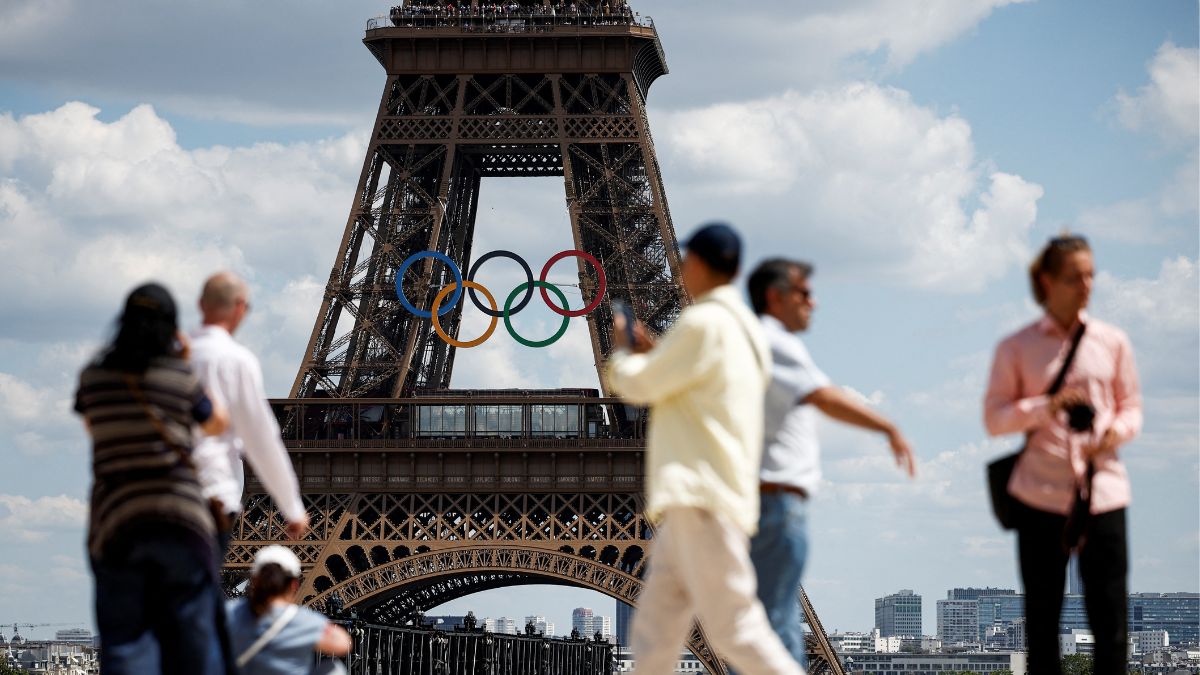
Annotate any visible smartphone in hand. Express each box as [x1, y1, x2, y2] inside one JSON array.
[[611, 300, 636, 346]]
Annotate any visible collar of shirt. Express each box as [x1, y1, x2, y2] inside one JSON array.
[[1035, 310, 1089, 339]]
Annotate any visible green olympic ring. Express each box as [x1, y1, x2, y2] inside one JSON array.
[[503, 280, 571, 348]]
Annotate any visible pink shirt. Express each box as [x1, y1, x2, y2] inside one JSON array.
[[984, 312, 1142, 516]]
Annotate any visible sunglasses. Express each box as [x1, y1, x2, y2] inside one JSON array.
[[1049, 234, 1088, 248]]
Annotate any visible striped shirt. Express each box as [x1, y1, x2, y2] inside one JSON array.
[[75, 356, 217, 559]]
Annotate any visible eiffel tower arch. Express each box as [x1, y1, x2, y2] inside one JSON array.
[[224, 4, 844, 673]]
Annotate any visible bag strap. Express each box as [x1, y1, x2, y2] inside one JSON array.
[[712, 298, 767, 376], [1047, 321, 1088, 396], [237, 604, 300, 668], [1020, 321, 1088, 451]]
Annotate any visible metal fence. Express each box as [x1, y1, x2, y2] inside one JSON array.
[[366, 11, 653, 32], [320, 622, 616, 675]]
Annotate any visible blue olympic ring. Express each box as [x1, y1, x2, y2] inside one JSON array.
[[395, 251, 463, 318]]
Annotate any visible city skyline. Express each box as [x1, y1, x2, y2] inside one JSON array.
[[0, 0, 1196, 635]]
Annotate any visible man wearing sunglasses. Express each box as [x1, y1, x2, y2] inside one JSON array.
[[745, 258, 917, 669]]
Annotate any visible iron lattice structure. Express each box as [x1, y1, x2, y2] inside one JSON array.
[[227, 6, 843, 675]]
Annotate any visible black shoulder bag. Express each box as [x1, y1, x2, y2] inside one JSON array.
[[987, 322, 1086, 530]]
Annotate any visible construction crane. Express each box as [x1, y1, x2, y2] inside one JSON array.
[[0, 622, 81, 644]]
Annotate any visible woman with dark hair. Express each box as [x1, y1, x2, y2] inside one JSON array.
[[226, 546, 352, 675], [984, 235, 1142, 675], [74, 282, 230, 675]]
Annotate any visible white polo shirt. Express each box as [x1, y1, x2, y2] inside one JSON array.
[[758, 314, 830, 496]]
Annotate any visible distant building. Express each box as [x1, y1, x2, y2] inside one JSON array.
[[875, 590, 922, 637], [1060, 628, 1095, 656], [572, 607, 594, 636], [947, 587, 1017, 601], [571, 606, 613, 641], [1129, 592, 1200, 645], [1131, 630, 1169, 655], [828, 629, 900, 654], [842, 651, 1026, 674], [1066, 555, 1083, 595], [978, 593, 1024, 642], [524, 615, 556, 636], [424, 614, 469, 631], [485, 617, 519, 635], [936, 598, 978, 645], [53, 629, 92, 645], [616, 601, 634, 646]]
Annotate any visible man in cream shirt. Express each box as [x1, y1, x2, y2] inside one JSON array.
[[607, 223, 804, 675], [189, 272, 308, 547]]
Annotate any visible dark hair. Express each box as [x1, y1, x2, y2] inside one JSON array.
[[747, 258, 813, 315], [248, 563, 297, 618], [96, 283, 179, 372], [1029, 235, 1091, 306]]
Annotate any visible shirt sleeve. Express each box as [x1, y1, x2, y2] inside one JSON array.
[[983, 336, 1053, 436], [604, 311, 715, 406], [771, 338, 831, 403], [228, 355, 307, 524], [1106, 331, 1142, 444]]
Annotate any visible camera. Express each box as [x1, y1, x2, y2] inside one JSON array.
[[1066, 402, 1095, 432]]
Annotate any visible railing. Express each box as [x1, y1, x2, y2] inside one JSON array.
[[366, 10, 653, 33], [269, 395, 646, 445], [322, 620, 615, 675]]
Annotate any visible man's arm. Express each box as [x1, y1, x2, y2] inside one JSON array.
[[804, 386, 917, 477], [230, 356, 309, 537], [605, 312, 714, 406]]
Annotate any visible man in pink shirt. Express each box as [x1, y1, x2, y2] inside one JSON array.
[[984, 234, 1141, 675]]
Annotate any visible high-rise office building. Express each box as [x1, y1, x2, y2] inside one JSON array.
[[875, 590, 922, 637], [947, 587, 1016, 601], [977, 594, 1024, 641], [571, 607, 613, 640], [936, 599, 978, 644], [616, 602, 634, 646], [1129, 593, 1200, 645], [524, 615, 556, 636], [572, 607, 594, 636], [485, 617, 519, 635], [1066, 555, 1083, 595]]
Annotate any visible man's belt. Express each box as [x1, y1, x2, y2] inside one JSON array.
[[759, 482, 808, 499]]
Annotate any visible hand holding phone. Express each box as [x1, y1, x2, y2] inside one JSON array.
[[611, 300, 636, 348]]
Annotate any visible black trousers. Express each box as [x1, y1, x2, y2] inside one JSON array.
[[1017, 503, 1127, 675]]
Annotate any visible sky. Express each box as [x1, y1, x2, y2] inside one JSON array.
[[0, 0, 1196, 641]]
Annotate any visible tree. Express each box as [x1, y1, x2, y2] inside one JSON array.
[[1062, 653, 1095, 675], [0, 660, 28, 675]]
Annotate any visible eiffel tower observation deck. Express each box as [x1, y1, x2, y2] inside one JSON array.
[[223, 2, 846, 673]]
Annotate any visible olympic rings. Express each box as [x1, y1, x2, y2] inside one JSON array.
[[431, 281, 498, 348], [539, 250, 606, 317], [395, 249, 607, 347], [396, 251, 462, 319], [468, 250, 533, 318], [504, 281, 571, 348]]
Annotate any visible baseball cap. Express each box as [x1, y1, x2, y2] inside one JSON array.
[[252, 545, 302, 578], [683, 222, 741, 276]]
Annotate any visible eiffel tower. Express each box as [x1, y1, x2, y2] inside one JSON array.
[[223, 3, 845, 673]]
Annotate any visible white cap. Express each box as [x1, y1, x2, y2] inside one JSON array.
[[252, 545, 301, 578]]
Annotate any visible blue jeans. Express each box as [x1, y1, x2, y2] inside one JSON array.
[[91, 525, 224, 675], [748, 491, 808, 669]]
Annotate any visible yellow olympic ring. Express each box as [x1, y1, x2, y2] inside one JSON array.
[[430, 280, 498, 348]]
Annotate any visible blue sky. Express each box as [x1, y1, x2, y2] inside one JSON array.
[[0, 0, 1196, 639]]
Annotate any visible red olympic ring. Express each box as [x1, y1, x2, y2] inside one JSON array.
[[538, 250, 607, 318]]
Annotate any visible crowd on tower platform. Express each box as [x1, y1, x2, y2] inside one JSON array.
[[386, 1, 640, 30]]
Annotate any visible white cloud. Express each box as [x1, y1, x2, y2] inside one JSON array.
[[1094, 256, 1198, 343], [0, 102, 362, 360], [0, 494, 87, 542], [1115, 42, 1200, 144], [657, 83, 1042, 292]]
